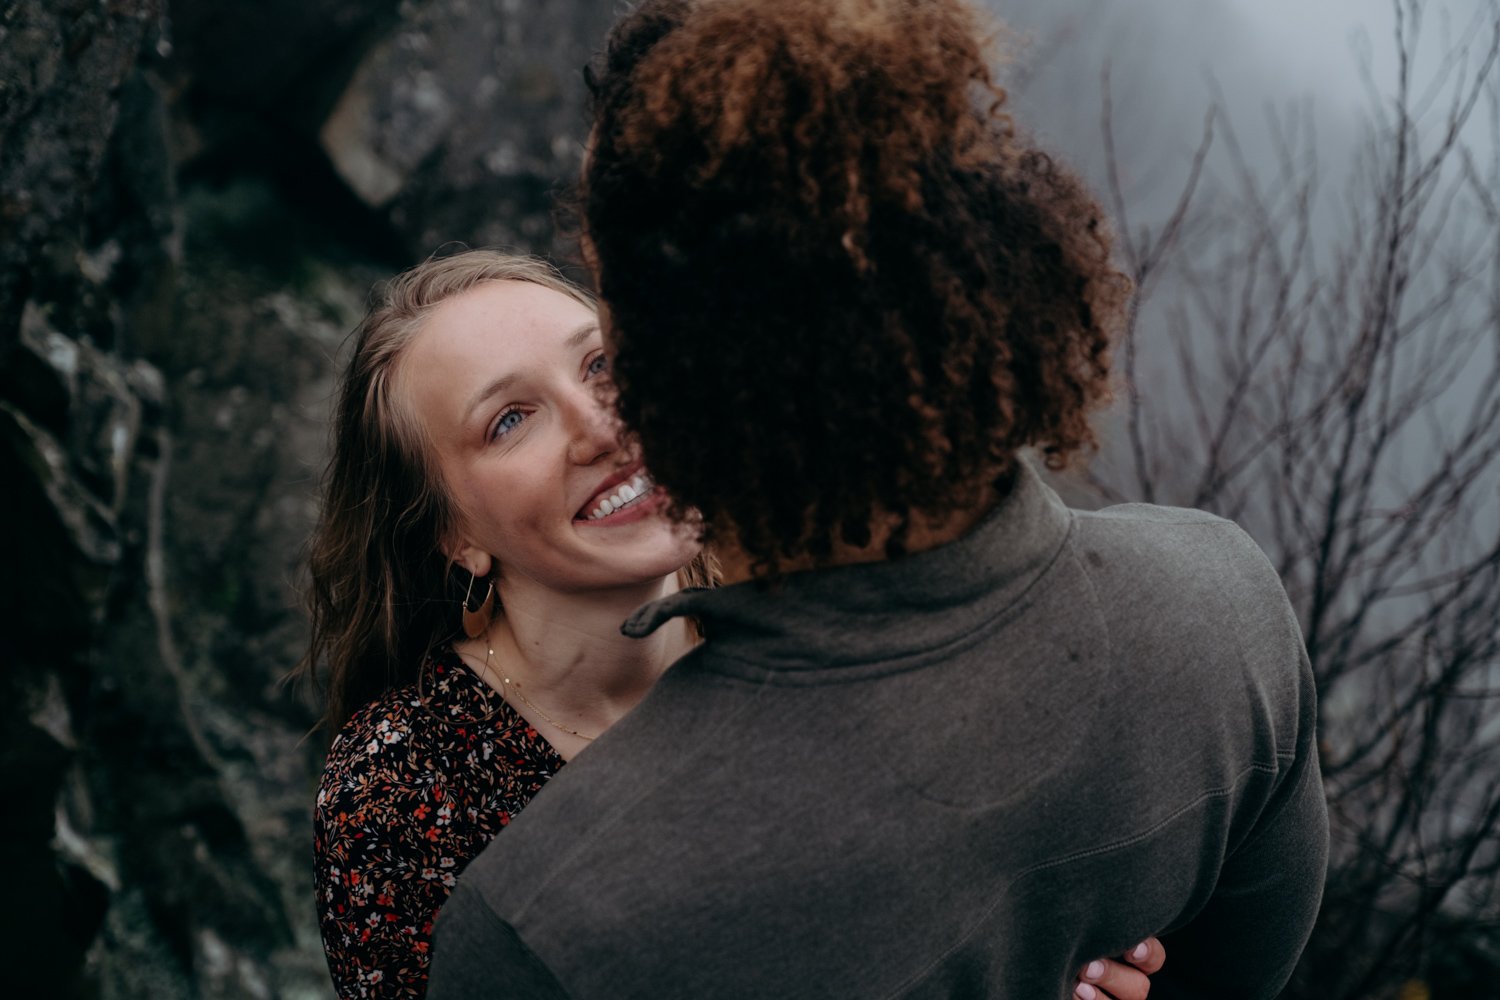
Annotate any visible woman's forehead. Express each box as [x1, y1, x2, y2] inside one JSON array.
[[400, 282, 600, 419]]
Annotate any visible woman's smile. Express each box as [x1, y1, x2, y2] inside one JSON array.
[[576, 468, 661, 523], [399, 277, 700, 594]]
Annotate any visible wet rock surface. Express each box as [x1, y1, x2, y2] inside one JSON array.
[[0, 1, 592, 995], [320, 0, 612, 254]]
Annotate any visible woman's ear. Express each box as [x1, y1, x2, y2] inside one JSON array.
[[449, 543, 494, 582], [452, 543, 498, 639]]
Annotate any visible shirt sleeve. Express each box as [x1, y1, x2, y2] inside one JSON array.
[[1151, 661, 1330, 999], [428, 881, 574, 1000], [314, 766, 456, 999]]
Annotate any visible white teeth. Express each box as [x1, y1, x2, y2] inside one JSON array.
[[584, 472, 655, 520]]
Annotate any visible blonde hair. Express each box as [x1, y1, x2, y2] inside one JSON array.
[[301, 249, 712, 735]]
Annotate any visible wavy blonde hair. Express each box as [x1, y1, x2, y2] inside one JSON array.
[[300, 249, 714, 735]]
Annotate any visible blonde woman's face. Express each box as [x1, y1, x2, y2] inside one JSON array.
[[400, 279, 699, 595]]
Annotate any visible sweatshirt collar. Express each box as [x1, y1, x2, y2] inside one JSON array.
[[621, 460, 1074, 674]]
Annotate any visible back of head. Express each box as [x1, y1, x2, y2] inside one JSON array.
[[584, 0, 1128, 574]]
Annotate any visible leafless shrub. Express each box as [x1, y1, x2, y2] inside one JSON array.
[[1086, 2, 1500, 995]]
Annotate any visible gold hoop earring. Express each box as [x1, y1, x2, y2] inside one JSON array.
[[461, 570, 495, 639]]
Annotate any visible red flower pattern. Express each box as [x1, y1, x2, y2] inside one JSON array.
[[313, 647, 563, 998]]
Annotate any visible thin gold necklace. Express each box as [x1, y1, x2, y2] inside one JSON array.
[[482, 629, 598, 741]]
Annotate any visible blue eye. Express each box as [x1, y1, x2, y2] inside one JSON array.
[[586, 353, 610, 377], [492, 408, 526, 439]]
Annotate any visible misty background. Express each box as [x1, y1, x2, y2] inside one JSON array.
[[2, 1, 1496, 998]]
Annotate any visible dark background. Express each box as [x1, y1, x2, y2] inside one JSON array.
[[1, 2, 609, 996]]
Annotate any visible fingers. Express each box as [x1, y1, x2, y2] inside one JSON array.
[[1123, 936, 1166, 975], [1074, 938, 1165, 1000], [1074, 957, 1150, 1000]]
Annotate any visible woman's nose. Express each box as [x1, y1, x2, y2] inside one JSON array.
[[564, 387, 622, 465]]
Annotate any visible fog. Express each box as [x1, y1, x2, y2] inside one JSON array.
[[992, 0, 1496, 226], [988, 0, 1500, 603]]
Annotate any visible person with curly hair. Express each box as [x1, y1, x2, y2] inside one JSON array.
[[430, 2, 1328, 998], [305, 249, 1154, 999]]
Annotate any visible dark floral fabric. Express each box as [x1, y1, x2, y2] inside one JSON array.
[[314, 646, 564, 999]]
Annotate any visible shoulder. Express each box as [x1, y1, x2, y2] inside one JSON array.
[[1070, 501, 1283, 598], [314, 681, 435, 852], [1066, 501, 1310, 725], [315, 651, 561, 834], [319, 684, 427, 797], [1065, 501, 1304, 681], [1075, 500, 1253, 545]]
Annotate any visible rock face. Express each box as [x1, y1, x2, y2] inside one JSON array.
[[0, 1, 598, 996], [318, 0, 616, 255]]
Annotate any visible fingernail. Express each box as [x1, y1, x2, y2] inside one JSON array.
[[1131, 941, 1149, 961], [1076, 985, 1097, 1000], [1085, 961, 1105, 980]]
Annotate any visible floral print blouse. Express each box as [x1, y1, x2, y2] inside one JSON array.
[[313, 646, 565, 998]]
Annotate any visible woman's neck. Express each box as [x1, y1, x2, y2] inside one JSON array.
[[453, 573, 696, 757]]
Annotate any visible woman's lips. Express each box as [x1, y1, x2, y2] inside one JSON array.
[[575, 470, 660, 523], [573, 486, 667, 527]]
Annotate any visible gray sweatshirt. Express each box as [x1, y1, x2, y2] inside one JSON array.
[[429, 461, 1328, 999]]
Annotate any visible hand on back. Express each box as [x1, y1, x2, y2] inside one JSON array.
[[1075, 938, 1166, 1000]]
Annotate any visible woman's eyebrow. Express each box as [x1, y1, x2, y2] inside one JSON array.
[[462, 325, 600, 422], [463, 372, 518, 424], [565, 323, 601, 348]]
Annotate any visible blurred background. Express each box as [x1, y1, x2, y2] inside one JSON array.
[[2, 1, 1496, 997]]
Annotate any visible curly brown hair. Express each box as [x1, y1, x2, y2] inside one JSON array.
[[582, 0, 1129, 574]]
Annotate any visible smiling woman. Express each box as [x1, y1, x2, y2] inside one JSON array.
[[300, 250, 709, 999], [395, 277, 694, 604]]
